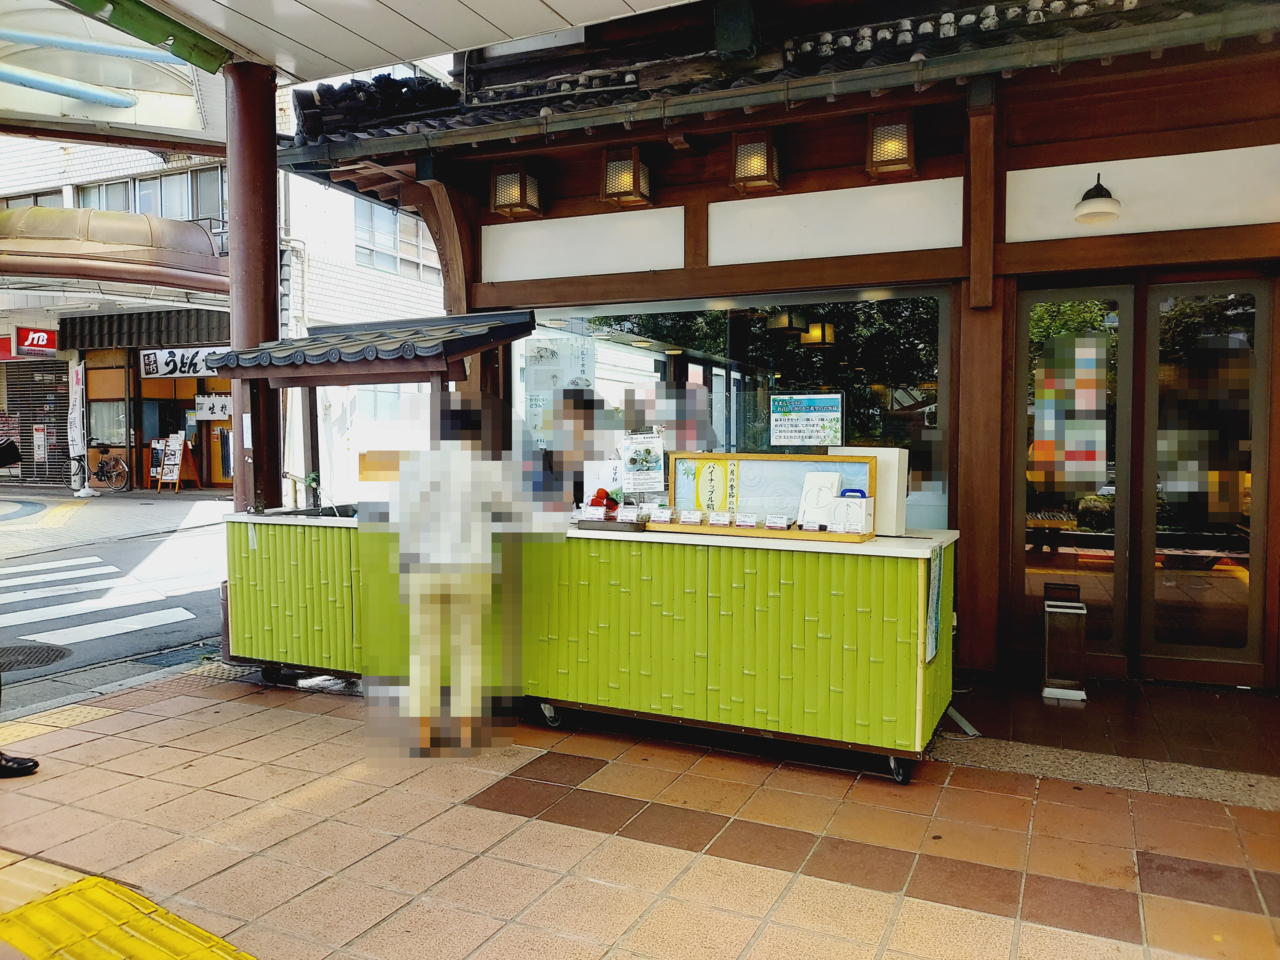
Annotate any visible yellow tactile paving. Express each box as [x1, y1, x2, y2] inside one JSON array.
[[0, 725, 56, 748], [182, 664, 255, 681], [21, 707, 118, 729], [0, 876, 257, 960]]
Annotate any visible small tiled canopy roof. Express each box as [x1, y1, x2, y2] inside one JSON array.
[[205, 311, 534, 388]]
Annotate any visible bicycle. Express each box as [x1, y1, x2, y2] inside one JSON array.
[[64, 445, 129, 491]]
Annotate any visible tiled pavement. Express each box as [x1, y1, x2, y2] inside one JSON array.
[[3, 673, 1280, 960]]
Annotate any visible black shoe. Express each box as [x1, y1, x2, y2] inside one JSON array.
[[0, 753, 38, 778]]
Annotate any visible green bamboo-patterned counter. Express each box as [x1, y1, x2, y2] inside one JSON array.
[[521, 529, 956, 755]]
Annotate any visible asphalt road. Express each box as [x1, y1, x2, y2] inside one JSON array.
[[0, 524, 225, 685]]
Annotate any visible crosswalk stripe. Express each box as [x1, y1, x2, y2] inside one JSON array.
[[0, 591, 167, 629], [0, 557, 102, 576], [0, 566, 121, 590], [20, 608, 195, 646], [0, 576, 142, 606]]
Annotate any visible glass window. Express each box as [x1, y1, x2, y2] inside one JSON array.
[[137, 178, 160, 216], [193, 167, 221, 220], [88, 401, 127, 445], [77, 185, 101, 209], [5, 197, 32, 208], [355, 200, 437, 279], [356, 384, 403, 420], [104, 181, 130, 211], [161, 173, 189, 219], [35, 191, 63, 207]]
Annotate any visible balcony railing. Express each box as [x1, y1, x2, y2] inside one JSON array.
[[190, 216, 229, 256]]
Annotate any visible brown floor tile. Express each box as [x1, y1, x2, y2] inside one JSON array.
[[1036, 779, 1130, 814], [223, 924, 330, 960], [273, 715, 361, 742], [1137, 850, 1262, 913], [619, 739, 707, 773], [624, 898, 761, 960], [1230, 805, 1280, 838], [206, 763, 319, 801], [264, 820, 394, 874], [827, 801, 930, 852], [43, 736, 149, 768], [656, 773, 756, 817], [1134, 815, 1245, 867], [341, 838, 472, 894], [134, 695, 216, 718], [912, 761, 954, 785], [217, 734, 313, 763], [471, 923, 607, 960], [42, 820, 179, 873], [670, 856, 789, 917], [1014, 923, 1144, 960], [763, 763, 856, 799], [261, 877, 410, 947], [619, 802, 728, 852], [180, 701, 269, 725], [523, 875, 655, 941], [1143, 894, 1280, 960], [489, 819, 605, 871], [687, 751, 778, 785], [118, 717, 212, 744], [349, 899, 502, 960], [888, 898, 1016, 959], [332, 759, 420, 788], [429, 856, 557, 919], [935, 786, 1032, 832], [333, 788, 450, 835], [72, 711, 160, 736], [133, 789, 258, 834], [99, 745, 205, 777], [151, 754, 260, 788], [177, 855, 326, 920], [948, 766, 1037, 798], [1034, 802, 1134, 848], [221, 712, 309, 738], [549, 731, 638, 761], [1240, 829, 1280, 873], [409, 804, 524, 853], [467, 777, 570, 818], [1130, 793, 1230, 827], [512, 722, 568, 749], [0, 805, 114, 855], [511, 752, 606, 786], [273, 742, 365, 775], [111, 837, 252, 899], [773, 874, 896, 944], [706, 818, 816, 872], [906, 853, 1021, 917], [74, 777, 194, 817], [1256, 870, 1280, 914], [1020, 874, 1141, 942], [802, 836, 914, 893], [196, 803, 323, 852], [17, 765, 136, 803], [845, 776, 941, 816], [398, 764, 500, 803], [748, 925, 876, 960], [580, 761, 680, 800], [577, 835, 694, 892], [537, 788, 645, 832], [921, 818, 1028, 871], [737, 787, 839, 834], [1026, 834, 1137, 891], [0, 793, 57, 828], [459, 743, 542, 777]]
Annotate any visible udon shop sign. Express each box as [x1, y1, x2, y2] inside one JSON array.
[[141, 347, 218, 378]]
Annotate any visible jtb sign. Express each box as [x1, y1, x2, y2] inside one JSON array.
[[15, 327, 57, 358]]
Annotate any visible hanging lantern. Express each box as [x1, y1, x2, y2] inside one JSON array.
[[866, 112, 915, 178], [766, 308, 808, 333], [1074, 174, 1121, 223], [600, 147, 652, 207], [491, 160, 541, 217], [800, 322, 837, 347], [732, 130, 781, 194]]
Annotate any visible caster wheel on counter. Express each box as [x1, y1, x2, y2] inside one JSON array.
[[888, 756, 913, 785], [540, 702, 562, 727], [260, 664, 283, 686]]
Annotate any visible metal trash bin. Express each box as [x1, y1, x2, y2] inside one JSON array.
[[1043, 582, 1086, 701]]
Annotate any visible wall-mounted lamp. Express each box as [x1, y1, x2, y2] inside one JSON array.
[[631, 339, 653, 347], [766, 308, 808, 333], [664, 348, 684, 355], [491, 160, 541, 218], [601, 147, 652, 207], [800, 322, 837, 347], [1074, 174, 1121, 224], [866, 111, 915, 178], [732, 130, 780, 194]]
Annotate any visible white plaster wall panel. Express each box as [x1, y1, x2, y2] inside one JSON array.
[[481, 206, 685, 283], [300, 257, 444, 329], [706, 178, 965, 266], [1005, 144, 1280, 243], [286, 174, 358, 264]]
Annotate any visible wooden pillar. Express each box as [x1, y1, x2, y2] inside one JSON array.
[[226, 61, 281, 512], [1265, 279, 1280, 687], [967, 78, 996, 310]]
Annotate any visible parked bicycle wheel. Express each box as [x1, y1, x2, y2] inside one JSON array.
[[102, 456, 129, 491], [63, 456, 85, 490]]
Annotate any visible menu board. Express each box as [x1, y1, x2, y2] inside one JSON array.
[[161, 433, 184, 482], [150, 439, 166, 479]]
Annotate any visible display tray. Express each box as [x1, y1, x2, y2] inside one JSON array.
[[643, 521, 875, 544], [576, 519, 648, 533]]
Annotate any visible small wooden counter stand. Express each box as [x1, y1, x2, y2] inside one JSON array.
[[158, 432, 201, 491], [645, 452, 877, 543]]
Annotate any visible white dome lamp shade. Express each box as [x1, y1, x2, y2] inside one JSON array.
[[1074, 174, 1121, 224]]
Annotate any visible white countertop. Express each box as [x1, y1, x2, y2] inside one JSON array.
[[226, 513, 358, 529], [567, 526, 958, 559]]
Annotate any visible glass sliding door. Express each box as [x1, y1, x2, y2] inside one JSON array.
[[1139, 282, 1271, 679], [1015, 288, 1134, 672]]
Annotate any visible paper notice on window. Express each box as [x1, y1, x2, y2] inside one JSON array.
[[620, 430, 665, 493]]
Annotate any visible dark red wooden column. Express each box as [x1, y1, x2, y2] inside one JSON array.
[[225, 61, 282, 512]]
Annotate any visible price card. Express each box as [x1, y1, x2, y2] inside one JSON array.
[[708, 512, 731, 527], [679, 510, 703, 525], [764, 515, 790, 530], [735, 513, 758, 528], [616, 506, 640, 523], [801, 519, 822, 532], [650, 507, 673, 524], [826, 521, 846, 534], [584, 505, 606, 521]]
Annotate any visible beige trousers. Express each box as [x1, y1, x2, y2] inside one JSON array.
[[406, 566, 492, 720]]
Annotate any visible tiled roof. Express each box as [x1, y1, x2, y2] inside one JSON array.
[[282, 0, 1267, 149], [205, 313, 534, 370]]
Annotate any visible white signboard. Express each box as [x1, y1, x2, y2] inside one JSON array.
[[140, 347, 219, 379], [619, 429, 665, 493], [770, 393, 843, 447], [68, 363, 86, 458], [195, 395, 233, 420], [161, 432, 184, 482], [32, 424, 46, 462]]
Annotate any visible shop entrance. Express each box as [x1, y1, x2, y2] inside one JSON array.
[[1014, 282, 1271, 685]]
